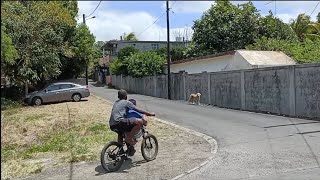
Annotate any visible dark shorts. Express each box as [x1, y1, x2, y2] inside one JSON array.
[[110, 118, 138, 134]]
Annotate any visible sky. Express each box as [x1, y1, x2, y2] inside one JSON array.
[[77, 1, 320, 42]]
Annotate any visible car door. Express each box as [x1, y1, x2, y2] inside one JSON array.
[[58, 84, 75, 101], [42, 84, 63, 103]]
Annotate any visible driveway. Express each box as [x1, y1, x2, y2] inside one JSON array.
[[89, 82, 320, 180]]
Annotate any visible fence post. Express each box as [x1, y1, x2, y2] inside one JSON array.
[[289, 66, 296, 116], [241, 70, 246, 110], [120, 74, 123, 89], [154, 74, 157, 97], [183, 72, 187, 101], [143, 77, 146, 95], [208, 73, 211, 105]]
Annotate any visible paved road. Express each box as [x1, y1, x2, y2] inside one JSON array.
[[89, 82, 320, 180]]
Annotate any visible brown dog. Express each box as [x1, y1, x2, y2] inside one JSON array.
[[188, 93, 201, 105]]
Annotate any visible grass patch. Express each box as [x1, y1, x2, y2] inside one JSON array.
[[1, 97, 22, 110], [1, 96, 115, 179]]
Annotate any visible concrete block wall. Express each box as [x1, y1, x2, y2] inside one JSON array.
[[111, 63, 320, 119]]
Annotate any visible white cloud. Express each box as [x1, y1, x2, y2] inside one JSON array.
[[77, 1, 193, 42], [256, 1, 319, 22], [162, 1, 215, 14]]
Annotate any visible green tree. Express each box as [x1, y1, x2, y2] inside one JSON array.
[[118, 46, 139, 61], [246, 37, 320, 63], [192, 1, 260, 54], [1, 1, 76, 94], [124, 32, 138, 41], [258, 11, 298, 41], [109, 46, 139, 75], [1, 24, 18, 66], [317, 12, 320, 23], [71, 23, 96, 77], [290, 13, 320, 41], [127, 51, 165, 78], [155, 47, 187, 61], [110, 58, 127, 75]]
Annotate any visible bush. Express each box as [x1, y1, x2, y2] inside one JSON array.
[[127, 51, 166, 78], [109, 58, 128, 75], [246, 37, 320, 63], [1, 97, 21, 110]]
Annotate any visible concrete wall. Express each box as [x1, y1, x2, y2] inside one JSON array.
[[111, 63, 320, 119], [210, 71, 242, 109]]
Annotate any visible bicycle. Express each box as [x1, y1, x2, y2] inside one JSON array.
[[100, 121, 158, 172]]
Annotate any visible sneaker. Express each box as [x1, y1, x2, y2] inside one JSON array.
[[127, 146, 136, 156]]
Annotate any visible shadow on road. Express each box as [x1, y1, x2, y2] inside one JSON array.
[[94, 159, 148, 176], [90, 82, 106, 87]]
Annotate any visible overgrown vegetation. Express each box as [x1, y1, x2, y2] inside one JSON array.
[[246, 37, 320, 63]]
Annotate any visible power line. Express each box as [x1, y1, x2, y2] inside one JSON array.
[[87, 0, 102, 18], [136, 12, 166, 37], [136, 1, 176, 38], [310, 1, 320, 17], [264, 1, 273, 5]]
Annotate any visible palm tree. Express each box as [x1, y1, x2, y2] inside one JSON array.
[[123, 32, 138, 41], [290, 13, 320, 41]]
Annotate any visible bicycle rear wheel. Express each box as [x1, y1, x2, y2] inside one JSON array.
[[101, 141, 124, 172], [141, 134, 158, 161]]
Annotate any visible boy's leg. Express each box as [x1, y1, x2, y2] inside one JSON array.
[[117, 133, 123, 144], [122, 118, 143, 145]]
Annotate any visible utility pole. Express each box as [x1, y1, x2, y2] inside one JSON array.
[[166, 0, 171, 100], [83, 14, 88, 85]]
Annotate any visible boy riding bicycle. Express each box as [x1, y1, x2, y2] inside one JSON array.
[[109, 89, 154, 154]]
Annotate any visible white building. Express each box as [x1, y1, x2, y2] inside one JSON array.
[[165, 50, 296, 74]]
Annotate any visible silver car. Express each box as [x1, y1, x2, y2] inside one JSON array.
[[24, 82, 90, 105]]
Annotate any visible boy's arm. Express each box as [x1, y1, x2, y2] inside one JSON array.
[[133, 107, 155, 116]]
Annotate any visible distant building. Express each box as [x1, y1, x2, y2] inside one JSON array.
[[164, 50, 296, 74], [101, 40, 187, 61]]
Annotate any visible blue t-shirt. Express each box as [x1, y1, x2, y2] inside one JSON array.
[[127, 109, 143, 119]]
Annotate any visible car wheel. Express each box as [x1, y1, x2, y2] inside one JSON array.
[[72, 93, 81, 102], [32, 97, 42, 106]]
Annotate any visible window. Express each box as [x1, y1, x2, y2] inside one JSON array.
[[47, 85, 60, 92], [151, 44, 159, 50], [59, 84, 75, 89]]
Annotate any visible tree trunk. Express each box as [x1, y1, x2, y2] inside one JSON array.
[[25, 81, 28, 96]]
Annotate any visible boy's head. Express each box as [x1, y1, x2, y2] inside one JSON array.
[[118, 89, 128, 100], [128, 99, 136, 105]]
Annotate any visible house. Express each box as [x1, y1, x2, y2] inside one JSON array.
[[165, 50, 296, 74], [101, 39, 187, 61]]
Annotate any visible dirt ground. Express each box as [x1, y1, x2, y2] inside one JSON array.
[[2, 95, 211, 180], [17, 116, 211, 180]]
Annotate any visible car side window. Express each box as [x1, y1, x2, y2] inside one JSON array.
[[47, 85, 60, 92], [59, 84, 75, 90]]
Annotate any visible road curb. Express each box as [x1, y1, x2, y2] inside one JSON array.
[[152, 118, 217, 180], [91, 93, 218, 180]]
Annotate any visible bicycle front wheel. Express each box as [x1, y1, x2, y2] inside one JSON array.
[[100, 141, 124, 172], [141, 134, 158, 161]]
